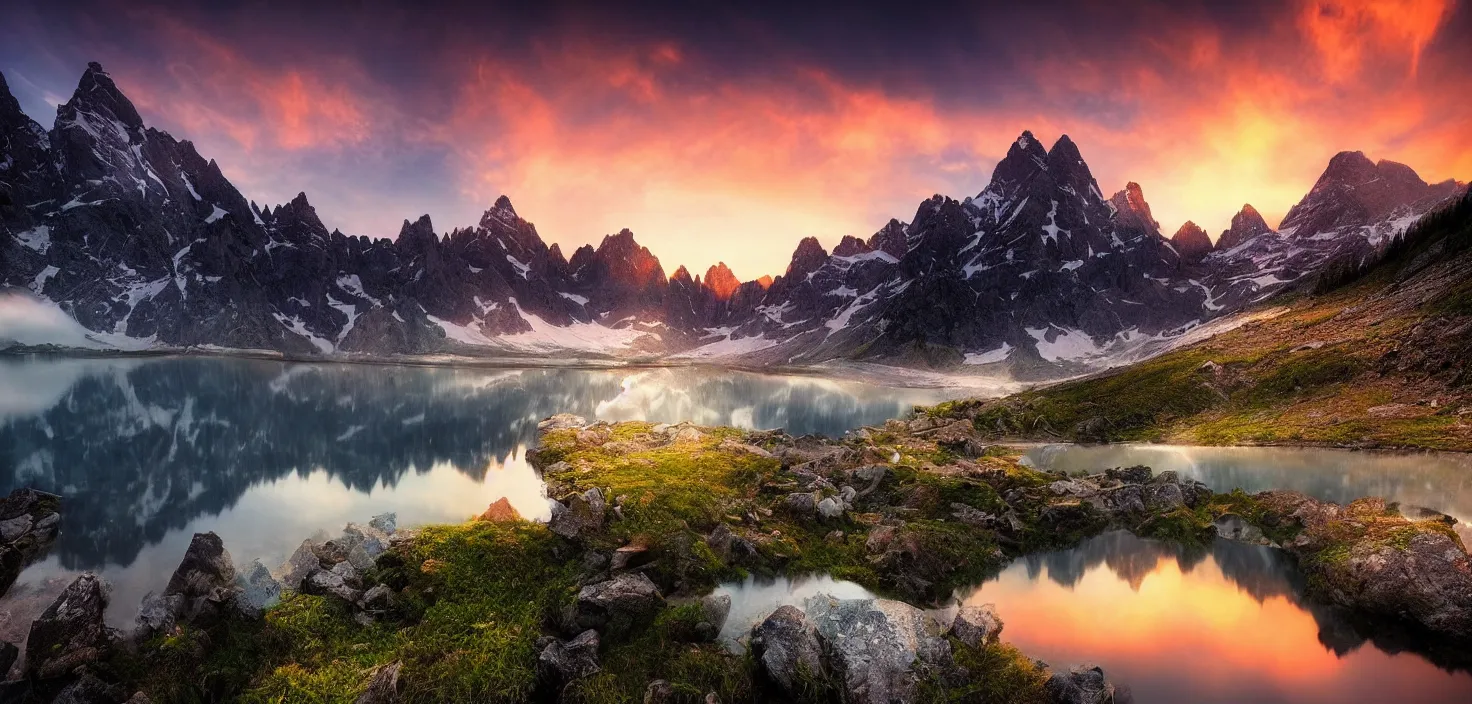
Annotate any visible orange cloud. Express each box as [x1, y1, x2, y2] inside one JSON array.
[[1299, 0, 1454, 80]]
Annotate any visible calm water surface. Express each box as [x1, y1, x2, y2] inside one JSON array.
[[716, 532, 1472, 703], [3, 357, 1470, 702], [0, 356, 955, 634]]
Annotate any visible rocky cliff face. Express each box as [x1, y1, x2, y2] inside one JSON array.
[[2, 64, 1463, 376]]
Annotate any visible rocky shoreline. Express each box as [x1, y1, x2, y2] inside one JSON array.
[[0, 413, 1469, 702]]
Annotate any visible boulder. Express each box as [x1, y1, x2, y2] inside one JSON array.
[[539, 414, 588, 431], [1212, 514, 1268, 545], [643, 679, 675, 704], [802, 594, 952, 704], [343, 522, 390, 558], [359, 584, 397, 614], [707, 523, 756, 564], [1104, 466, 1152, 484], [369, 513, 398, 536], [672, 426, 706, 443], [0, 488, 61, 598], [1315, 527, 1472, 636], [1044, 664, 1126, 704], [817, 497, 845, 520], [236, 559, 283, 615], [751, 605, 825, 692], [695, 593, 731, 641], [26, 573, 113, 679], [48, 673, 126, 704], [1049, 479, 1100, 499], [538, 629, 601, 682], [306, 568, 363, 604], [132, 591, 184, 640], [1143, 482, 1185, 512], [164, 532, 239, 626], [354, 661, 403, 704], [783, 492, 819, 516], [281, 539, 325, 591], [549, 488, 607, 539], [951, 604, 1004, 648], [0, 515, 32, 543], [575, 573, 664, 633]]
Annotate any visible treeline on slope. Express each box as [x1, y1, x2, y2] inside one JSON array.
[[1312, 188, 1472, 295], [928, 192, 1472, 448]]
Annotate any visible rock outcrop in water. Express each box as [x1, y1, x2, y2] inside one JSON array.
[[0, 488, 61, 598]]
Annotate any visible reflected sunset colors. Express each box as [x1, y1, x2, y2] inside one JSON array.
[[957, 532, 1472, 703]]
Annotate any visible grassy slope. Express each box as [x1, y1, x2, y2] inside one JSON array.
[[934, 192, 1472, 451]]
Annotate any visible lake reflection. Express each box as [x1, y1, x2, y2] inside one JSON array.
[[956, 531, 1472, 703], [0, 356, 953, 629], [1024, 444, 1472, 542]]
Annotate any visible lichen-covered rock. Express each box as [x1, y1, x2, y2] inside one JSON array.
[[695, 593, 731, 641], [575, 573, 664, 633], [1044, 664, 1126, 703], [1143, 482, 1185, 512], [538, 629, 601, 683], [49, 673, 127, 704], [539, 414, 588, 432], [281, 539, 324, 591], [369, 513, 398, 536], [354, 661, 403, 704], [26, 573, 113, 679], [132, 591, 184, 641], [643, 679, 675, 704], [549, 488, 606, 539], [752, 605, 824, 692], [817, 496, 845, 520], [1104, 466, 1152, 484], [783, 492, 819, 516], [951, 603, 1004, 648], [236, 559, 283, 616], [802, 594, 952, 704], [1212, 514, 1268, 545]]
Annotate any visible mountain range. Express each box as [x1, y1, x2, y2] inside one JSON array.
[[1, 63, 1464, 377]]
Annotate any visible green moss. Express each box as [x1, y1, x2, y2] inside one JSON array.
[[918, 639, 1049, 703]]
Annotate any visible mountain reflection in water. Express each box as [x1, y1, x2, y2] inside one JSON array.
[[956, 531, 1472, 703], [0, 356, 953, 627]]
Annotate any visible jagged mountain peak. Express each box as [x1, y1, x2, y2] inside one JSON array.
[[0, 70, 22, 117], [1216, 203, 1275, 251], [670, 264, 694, 284], [703, 262, 740, 300], [785, 236, 830, 280], [1281, 149, 1443, 236], [62, 61, 145, 131], [1110, 181, 1160, 234], [480, 194, 519, 228], [832, 235, 872, 257], [1171, 220, 1212, 263], [868, 219, 909, 259], [987, 130, 1051, 188]]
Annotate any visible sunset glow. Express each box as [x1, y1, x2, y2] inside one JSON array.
[[3, 0, 1468, 279]]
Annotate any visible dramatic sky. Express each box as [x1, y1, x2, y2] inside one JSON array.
[[3, 0, 1469, 279]]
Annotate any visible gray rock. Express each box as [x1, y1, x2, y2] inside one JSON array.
[[306, 569, 363, 604], [951, 604, 1004, 648], [332, 559, 362, 587], [26, 572, 112, 679], [802, 594, 952, 704], [839, 485, 858, 506], [549, 488, 607, 539], [236, 559, 283, 615], [1105, 466, 1153, 484], [1151, 471, 1180, 485], [354, 661, 403, 704], [1144, 482, 1185, 512], [1049, 479, 1100, 499], [539, 629, 601, 682], [538, 414, 588, 432], [344, 523, 390, 558], [360, 584, 396, 613], [133, 591, 184, 640], [48, 673, 125, 704], [695, 593, 732, 641], [346, 543, 377, 573], [545, 461, 574, 474], [0, 515, 32, 543], [817, 497, 845, 520], [643, 679, 675, 704], [575, 572, 664, 633], [1212, 514, 1268, 545], [783, 492, 819, 516], [1045, 664, 1124, 704], [369, 513, 398, 536], [281, 539, 323, 591], [165, 532, 236, 600], [752, 605, 825, 692]]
